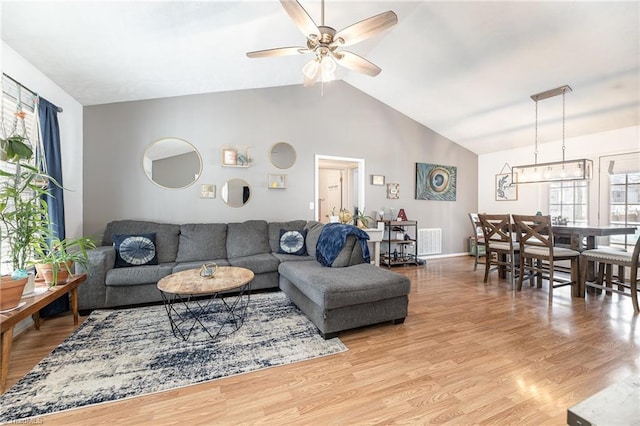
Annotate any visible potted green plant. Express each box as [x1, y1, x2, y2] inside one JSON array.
[[353, 208, 375, 229], [31, 236, 96, 286], [0, 135, 51, 306], [0, 134, 33, 162]]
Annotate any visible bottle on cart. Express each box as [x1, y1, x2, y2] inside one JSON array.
[[393, 248, 398, 260]]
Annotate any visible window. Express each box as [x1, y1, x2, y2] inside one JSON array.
[[609, 172, 640, 250], [1, 74, 38, 275], [548, 181, 588, 226]]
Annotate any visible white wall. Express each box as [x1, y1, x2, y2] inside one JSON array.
[[1, 41, 84, 237], [478, 125, 640, 223]]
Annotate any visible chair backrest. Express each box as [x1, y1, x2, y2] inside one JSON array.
[[468, 213, 484, 240], [512, 214, 553, 250], [631, 235, 640, 271], [478, 214, 513, 244]]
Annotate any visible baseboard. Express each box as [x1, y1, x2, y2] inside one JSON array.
[[13, 317, 34, 338], [418, 252, 468, 260]]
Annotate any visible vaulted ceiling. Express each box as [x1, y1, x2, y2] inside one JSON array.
[[2, 1, 638, 155]]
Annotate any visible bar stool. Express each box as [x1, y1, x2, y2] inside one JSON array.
[[580, 238, 640, 313], [468, 213, 486, 271], [478, 214, 519, 288], [512, 214, 581, 302]]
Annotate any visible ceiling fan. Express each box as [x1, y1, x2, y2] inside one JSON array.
[[246, 0, 398, 87]]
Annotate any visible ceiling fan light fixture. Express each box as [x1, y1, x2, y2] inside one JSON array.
[[246, 0, 397, 88], [320, 56, 336, 82], [302, 58, 320, 79]]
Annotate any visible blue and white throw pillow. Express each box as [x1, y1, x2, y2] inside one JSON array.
[[113, 233, 158, 268], [277, 229, 307, 256]]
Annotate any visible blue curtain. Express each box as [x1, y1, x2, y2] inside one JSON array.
[[38, 97, 68, 317], [38, 97, 65, 240]]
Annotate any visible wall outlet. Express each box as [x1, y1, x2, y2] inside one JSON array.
[[309, 202, 314, 210]]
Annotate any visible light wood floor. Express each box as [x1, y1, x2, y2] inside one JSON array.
[[5, 256, 640, 425]]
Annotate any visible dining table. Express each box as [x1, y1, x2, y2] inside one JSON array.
[[551, 225, 637, 297], [551, 225, 637, 252], [497, 224, 637, 294]]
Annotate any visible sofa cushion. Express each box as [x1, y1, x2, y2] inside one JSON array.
[[172, 259, 231, 274], [105, 263, 175, 286], [113, 233, 158, 268], [331, 235, 365, 267], [304, 221, 324, 258], [271, 253, 314, 262], [227, 253, 280, 275], [103, 220, 180, 263], [268, 220, 307, 252], [277, 229, 308, 256], [226, 220, 270, 258], [176, 223, 227, 262], [278, 261, 410, 310]]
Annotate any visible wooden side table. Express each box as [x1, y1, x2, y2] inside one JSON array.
[[0, 274, 87, 394]]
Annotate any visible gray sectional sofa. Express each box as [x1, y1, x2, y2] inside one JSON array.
[[77, 219, 411, 338]]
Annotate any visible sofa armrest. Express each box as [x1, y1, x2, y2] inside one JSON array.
[[75, 246, 116, 310]]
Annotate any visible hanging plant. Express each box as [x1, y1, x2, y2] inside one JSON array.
[[0, 135, 33, 162]]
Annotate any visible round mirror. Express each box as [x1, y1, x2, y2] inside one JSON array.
[[222, 178, 251, 207], [269, 142, 296, 169], [143, 138, 202, 189]]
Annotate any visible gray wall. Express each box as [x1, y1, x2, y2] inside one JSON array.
[[83, 81, 478, 255]]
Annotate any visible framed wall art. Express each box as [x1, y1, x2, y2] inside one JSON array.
[[371, 175, 385, 186], [415, 162, 457, 201], [387, 183, 399, 199], [200, 184, 216, 199], [495, 173, 518, 201], [221, 148, 237, 166]]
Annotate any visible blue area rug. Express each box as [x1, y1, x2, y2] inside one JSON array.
[[0, 291, 347, 422]]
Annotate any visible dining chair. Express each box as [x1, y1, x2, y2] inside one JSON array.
[[512, 214, 581, 302], [580, 237, 640, 313], [478, 214, 519, 288], [468, 213, 486, 271]]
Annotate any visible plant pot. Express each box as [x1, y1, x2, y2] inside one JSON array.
[[0, 275, 28, 311], [36, 261, 73, 286]]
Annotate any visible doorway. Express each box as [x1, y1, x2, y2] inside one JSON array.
[[315, 155, 365, 223]]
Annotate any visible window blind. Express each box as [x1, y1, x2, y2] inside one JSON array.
[[0, 75, 38, 275]]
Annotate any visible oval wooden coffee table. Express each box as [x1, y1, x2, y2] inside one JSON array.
[[157, 266, 254, 341]]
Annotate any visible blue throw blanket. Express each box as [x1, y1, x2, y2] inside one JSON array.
[[316, 223, 371, 267]]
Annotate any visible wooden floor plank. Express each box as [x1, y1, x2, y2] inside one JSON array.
[[4, 256, 639, 425]]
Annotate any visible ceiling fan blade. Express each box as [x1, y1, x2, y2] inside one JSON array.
[[334, 51, 381, 76], [280, 0, 320, 39], [246, 46, 309, 58], [332, 11, 398, 47]]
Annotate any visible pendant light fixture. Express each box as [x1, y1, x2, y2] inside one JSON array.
[[512, 85, 593, 184]]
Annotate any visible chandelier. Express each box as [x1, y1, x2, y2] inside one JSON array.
[[512, 85, 593, 184]]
